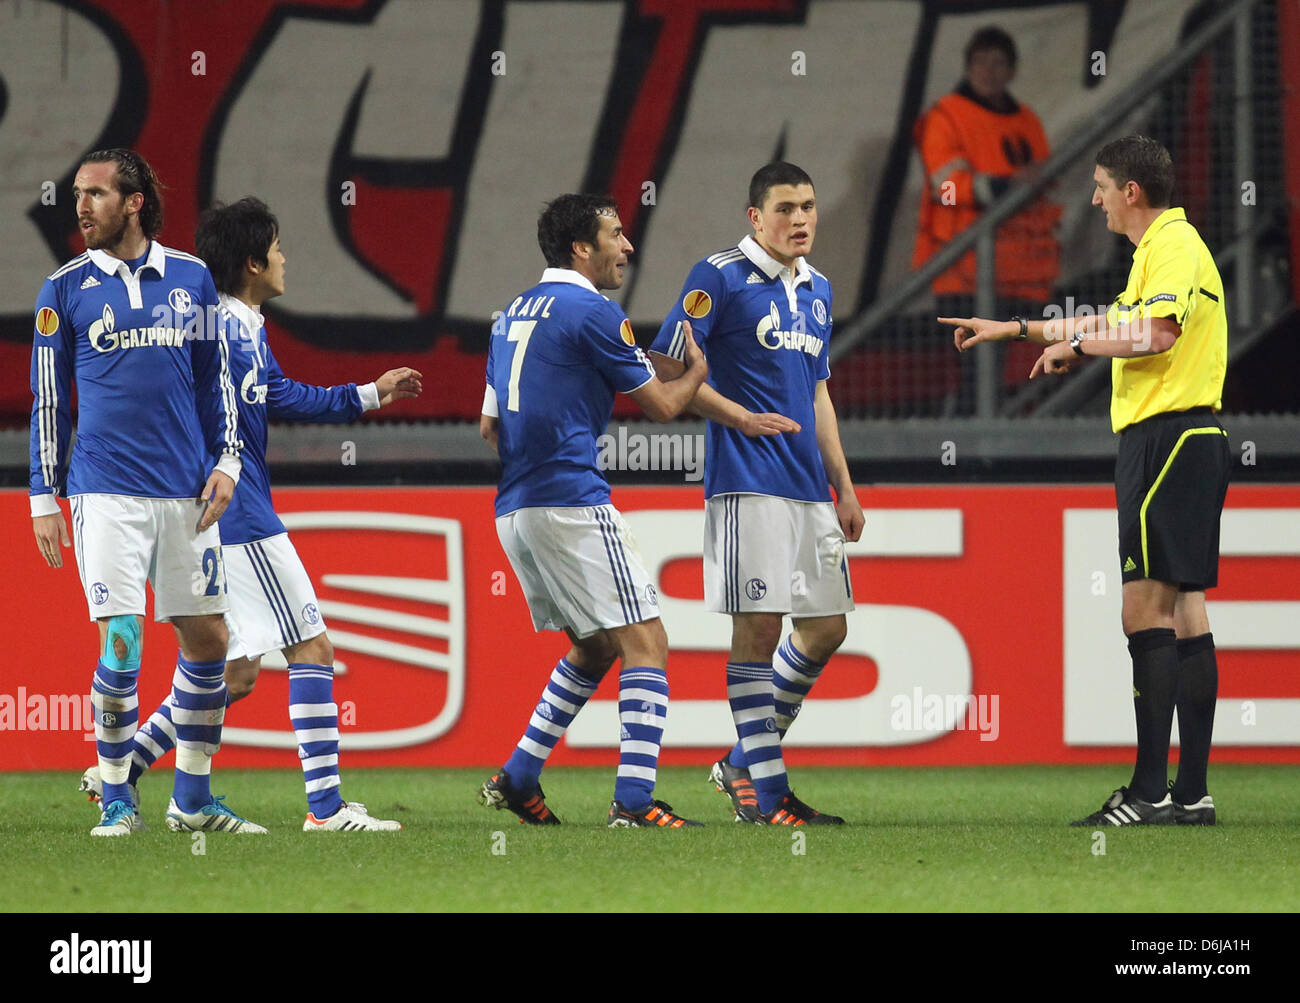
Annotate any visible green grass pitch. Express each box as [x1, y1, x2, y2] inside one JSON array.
[[2, 765, 1297, 913]]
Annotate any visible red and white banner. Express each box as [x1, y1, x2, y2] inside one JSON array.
[[3, 484, 1298, 771], [0, 0, 1222, 421]]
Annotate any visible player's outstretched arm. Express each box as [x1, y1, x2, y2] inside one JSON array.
[[814, 380, 864, 542], [647, 350, 801, 436], [628, 320, 709, 423], [33, 509, 71, 569], [265, 340, 421, 422]]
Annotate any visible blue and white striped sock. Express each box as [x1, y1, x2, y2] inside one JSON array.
[[92, 661, 139, 807], [130, 695, 177, 784], [772, 636, 826, 736], [130, 687, 235, 784], [289, 662, 343, 820], [726, 660, 786, 814], [614, 666, 668, 811], [504, 657, 599, 790], [170, 655, 227, 813], [727, 637, 829, 765]]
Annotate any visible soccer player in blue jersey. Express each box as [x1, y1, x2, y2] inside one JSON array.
[[650, 162, 865, 826], [80, 197, 422, 832], [478, 193, 711, 828], [30, 148, 261, 836]]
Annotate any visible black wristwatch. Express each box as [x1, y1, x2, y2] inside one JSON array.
[[1011, 316, 1028, 340], [1070, 331, 1087, 356]]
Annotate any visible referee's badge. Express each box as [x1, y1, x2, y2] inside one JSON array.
[[683, 289, 712, 319], [619, 318, 636, 346]]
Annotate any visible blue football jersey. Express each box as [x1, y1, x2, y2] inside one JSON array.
[[29, 242, 242, 504], [218, 294, 370, 546], [487, 268, 654, 517], [651, 236, 833, 501]]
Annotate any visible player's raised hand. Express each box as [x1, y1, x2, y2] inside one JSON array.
[[198, 469, 236, 531], [939, 316, 1013, 352], [375, 367, 424, 407], [33, 511, 71, 568], [738, 410, 802, 437]]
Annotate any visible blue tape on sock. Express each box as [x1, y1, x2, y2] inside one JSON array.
[[102, 615, 142, 673]]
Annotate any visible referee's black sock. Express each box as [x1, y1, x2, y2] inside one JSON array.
[[1171, 632, 1218, 805], [1127, 627, 1179, 803]]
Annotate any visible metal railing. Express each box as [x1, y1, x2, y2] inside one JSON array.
[[829, 0, 1273, 420]]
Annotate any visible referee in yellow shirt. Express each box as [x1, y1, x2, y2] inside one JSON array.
[[941, 135, 1230, 827]]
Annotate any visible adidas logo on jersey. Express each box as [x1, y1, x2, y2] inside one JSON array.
[[746, 272, 763, 284], [80, 275, 101, 290]]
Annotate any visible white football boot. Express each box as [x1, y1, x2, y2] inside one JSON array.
[[303, 801, 402, 832]]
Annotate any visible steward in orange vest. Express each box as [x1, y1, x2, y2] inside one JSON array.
[[913, 28, 1061, 302]]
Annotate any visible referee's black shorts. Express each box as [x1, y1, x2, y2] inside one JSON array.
[[1115, 407, 1231, 590]]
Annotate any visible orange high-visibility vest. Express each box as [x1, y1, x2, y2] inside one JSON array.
[[913, 89, 1061, 300]]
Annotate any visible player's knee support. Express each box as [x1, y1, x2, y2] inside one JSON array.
[[102, 614, 142, 674]]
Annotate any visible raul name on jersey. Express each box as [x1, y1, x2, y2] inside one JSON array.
[[503, 293, 555, 321]]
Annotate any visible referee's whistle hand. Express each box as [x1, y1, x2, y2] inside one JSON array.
[[198, 470, 236, 531]]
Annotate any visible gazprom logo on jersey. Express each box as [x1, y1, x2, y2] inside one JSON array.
[[596, 424, 704, 482], [755, 301, 824, 356], [88, 301, 187, 353], [241, 368, 268, 405]]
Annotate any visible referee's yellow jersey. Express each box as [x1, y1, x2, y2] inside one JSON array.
[[1106, 207, 1227, 432]]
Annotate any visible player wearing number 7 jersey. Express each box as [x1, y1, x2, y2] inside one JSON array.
[[478, 193, 709, 828]]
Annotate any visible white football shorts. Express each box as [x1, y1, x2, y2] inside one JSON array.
[[70, 493, 229, 622], [704, 493, 854, 616], [495, 504, 660, 639], [223, 533, 327, 661]]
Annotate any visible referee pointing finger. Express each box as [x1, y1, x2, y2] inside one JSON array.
[[942, 135, 1229, 828]]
